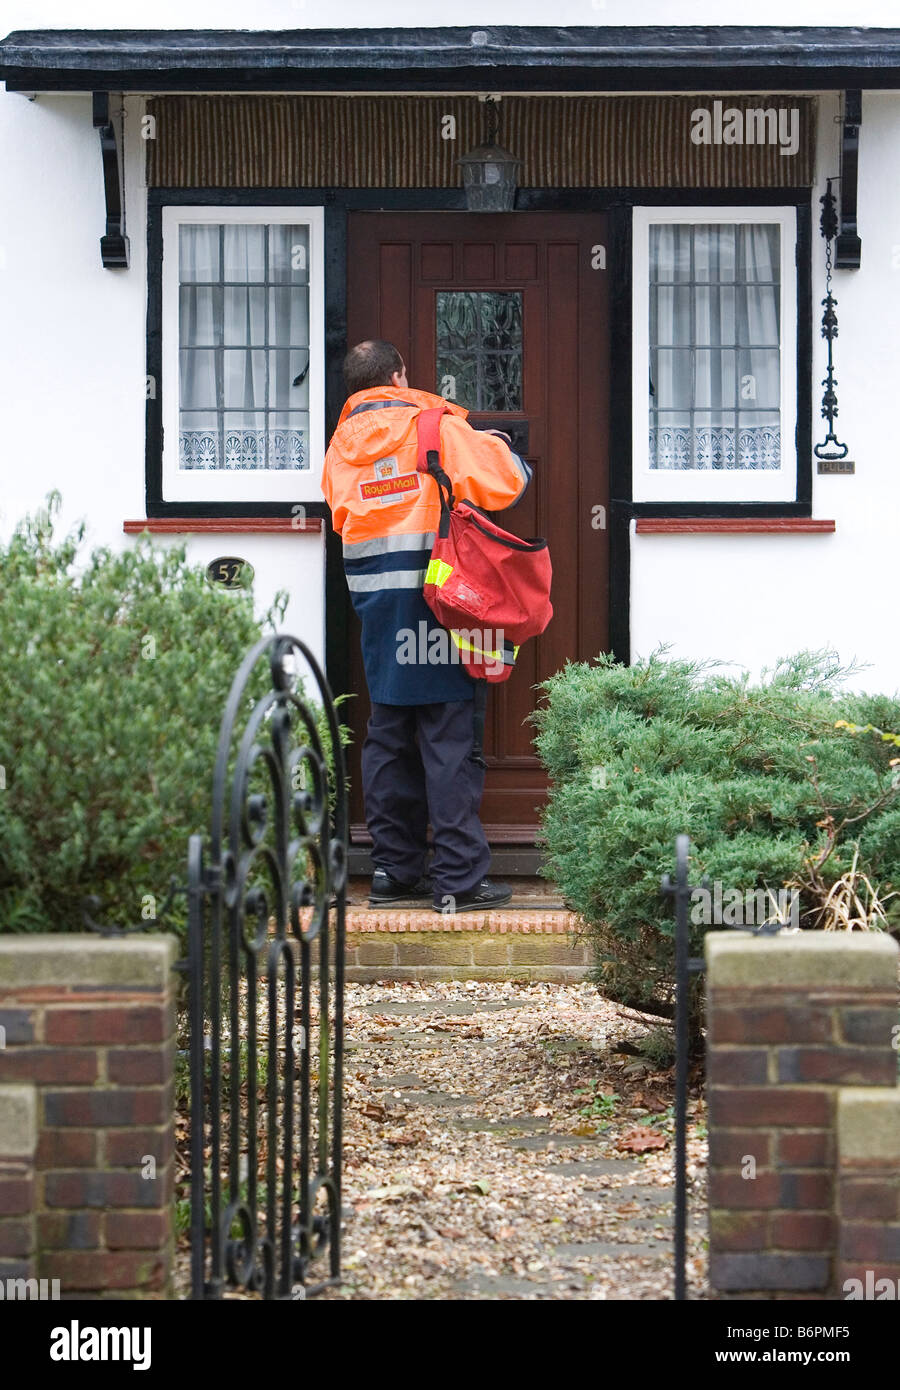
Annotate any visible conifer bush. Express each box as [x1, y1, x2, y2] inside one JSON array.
[[534, 650, 900, 1014], [0, 495, 285, 937]]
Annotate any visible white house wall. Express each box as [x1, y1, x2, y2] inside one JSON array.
[[629, 91, 900, 691], [0, 91, 325, 661]]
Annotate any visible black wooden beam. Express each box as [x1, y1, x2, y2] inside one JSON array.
[[92, 91, 129, 268], [835, 89, 862, 269], [2, 27, 900, 92]]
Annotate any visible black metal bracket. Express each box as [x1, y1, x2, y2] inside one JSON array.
[[92, 91, 129, 268], [835, 90, 861, 270]]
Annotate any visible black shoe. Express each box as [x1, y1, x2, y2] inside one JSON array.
[[433, 879, 513, 913], [369, 869, 433, 905]]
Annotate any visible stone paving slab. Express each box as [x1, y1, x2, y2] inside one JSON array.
[[550, 1158, 643, 1178], [554, 1240, 664, 1260], [503, 1133, 601, 1150], [583, 1184, 675, 1206], [368, 1073, 425, 1089], [395, 1090, 469, 1108], [359, 998, 527, 1016], [455, 1116, 559, 1133], [452, 1273, 588, 1298]]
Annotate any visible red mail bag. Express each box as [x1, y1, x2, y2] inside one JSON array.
[[416, 406, 553, 684]]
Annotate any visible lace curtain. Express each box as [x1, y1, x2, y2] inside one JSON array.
[[649, 223, 781, 470], [178, 223, 311, 471]]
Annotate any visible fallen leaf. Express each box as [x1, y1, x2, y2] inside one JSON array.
[[386, 1130, 425, 1146], [616, 1126, 668, 1153]]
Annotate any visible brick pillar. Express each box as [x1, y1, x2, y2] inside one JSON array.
[[0, 1084, 37, 1285], [0, 936, 178, 1298], [837, 1088, 900, 1296], [706, 931, 898, 1298]]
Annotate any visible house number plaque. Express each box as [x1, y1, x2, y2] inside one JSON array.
[[206, 556, 254, 589]]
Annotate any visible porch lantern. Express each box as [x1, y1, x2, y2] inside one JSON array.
[[457, 99, 521, 212]]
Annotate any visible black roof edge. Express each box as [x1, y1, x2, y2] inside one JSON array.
[[1, 26, 899, 92]]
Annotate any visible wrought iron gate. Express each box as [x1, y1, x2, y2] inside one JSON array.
[[187, 634, 348, 1299]]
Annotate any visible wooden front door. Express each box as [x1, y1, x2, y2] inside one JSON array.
[[344, 211, 609, 843]]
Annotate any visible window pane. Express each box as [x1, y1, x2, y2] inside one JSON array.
[[436, 354, 477, 408], [694, 350, 737, 410], [180, 226, 219, 282], [650, 224, 691, 282], [180, 349, 218, 410], [738, 413, 781, 469], [435, 290, 523, 412], [268, 288, 309, 347], [223, 349, 266, 409], [223, 225, 265, 282], [738, 348, 780, 411], [270, 226, 310, 284], [650, 413, 692, 469], [223, 413, 267, 468], [268, 412, 309, 469], [180, 287, 222, 347], [268, 350, 310, 410], [179, 411, 219, 469], [652, 349, 693, 410], [223, 288, 266, 346], [648, 221, 781, 471]]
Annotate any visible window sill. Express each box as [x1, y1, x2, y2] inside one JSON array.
[[634, 518, 835, 534], [124, 516, 323, 535]]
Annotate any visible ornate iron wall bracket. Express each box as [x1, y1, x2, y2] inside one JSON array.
[[814, 180, 851, 464], [835, 90, 862, 270], [92, 91, 129, 268]]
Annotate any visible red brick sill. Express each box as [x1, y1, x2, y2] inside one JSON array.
[[123, 517, 322, 534], [635, 518, 836, 534]]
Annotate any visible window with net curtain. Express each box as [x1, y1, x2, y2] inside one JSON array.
[[178, 223, 311, 471], [649, 223, 781, 471]]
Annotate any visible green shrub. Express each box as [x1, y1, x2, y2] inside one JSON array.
[[534, 649, 900, 1014], [0, 494, 285, 937]]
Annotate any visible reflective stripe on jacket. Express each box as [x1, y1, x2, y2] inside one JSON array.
[[322, 386, 532, 705]]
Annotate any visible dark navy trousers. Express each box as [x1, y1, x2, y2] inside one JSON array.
[[362, 700, 492, 898]]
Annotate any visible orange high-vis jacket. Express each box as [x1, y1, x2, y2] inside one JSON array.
[[322, 386, 530, 545], [321, 386, 532, 706]]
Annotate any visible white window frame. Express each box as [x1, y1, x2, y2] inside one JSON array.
[[161, 204, 326, 504], [632, 205, 797, 504]]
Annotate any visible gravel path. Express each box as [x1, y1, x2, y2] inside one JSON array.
[[320, 980, 708, 1300]]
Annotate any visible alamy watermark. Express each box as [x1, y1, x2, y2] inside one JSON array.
[[395, 621, 507, 679], [0, 1276, 60, 1299], [690, 101, 800, 158], [843, 1272, 900, 1300], [690, 882, 800, 928]]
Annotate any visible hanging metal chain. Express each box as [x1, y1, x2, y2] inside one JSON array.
[[814, 179, 850, 462]]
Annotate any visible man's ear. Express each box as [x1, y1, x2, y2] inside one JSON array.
[[390, 369, 404, 387]]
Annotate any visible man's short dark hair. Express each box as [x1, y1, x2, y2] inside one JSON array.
[[343, 339, 404, 396]]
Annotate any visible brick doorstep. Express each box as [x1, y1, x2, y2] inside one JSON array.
[[342, 904, 590, 981]]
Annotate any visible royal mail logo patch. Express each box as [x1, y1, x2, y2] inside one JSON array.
[[360, 456, 421, 506]]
